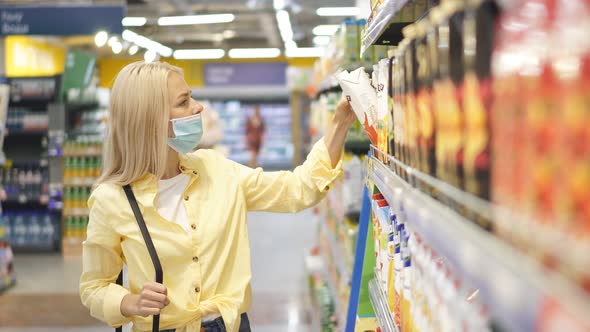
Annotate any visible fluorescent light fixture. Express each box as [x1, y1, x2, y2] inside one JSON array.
[[158, 14, 235, 26], [312, 24, 340, 36], [316, 7, 360, 17], [122, 29, 138, 42], [273, 0, 285, 10], [144, 49, 157, 63], [107, 36, 118, 47], [228, 48, 281, 59], [127, 31, 173, 57], [285, 47, 324, 58], [276, 10, 293, 41], [313, 35, 331, 45], [129, 45, 139, 55], [285, 40, 297, 50], [94, 31, 108, 47], [122, 16, 147, 26], [173, 49, 225, 60], [111, 41, 123, 54]]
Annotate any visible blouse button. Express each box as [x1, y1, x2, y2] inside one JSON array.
[[193, 170, 199, 175], [195, 286, 201, 293], [191, 224, 197, 230], [184, 195, 189, 201], [192, 256, 199, 263], [180, 165, 186, 171]]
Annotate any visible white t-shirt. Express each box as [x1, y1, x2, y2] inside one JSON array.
[[155, 173, 191, 233], [154, 173, 221, 323]]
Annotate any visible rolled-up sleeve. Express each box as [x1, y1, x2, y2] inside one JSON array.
[[231, 137, 343, 213], [80, 190, 131, 328]]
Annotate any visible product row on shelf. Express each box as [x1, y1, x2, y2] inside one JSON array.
[[362, 0, 441, 56], [0, 164, 49, 205], [313, 153, 368, 331], [308, 18, 391, 97], [2, 211, 59, 251], [357, 0, 590, 290], [306, 250, 339, 332], [370, 188, 490, 332], [5, 109, 49, 132]]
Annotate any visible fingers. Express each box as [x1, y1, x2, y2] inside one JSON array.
[[138, 307, 161, 317], [143, 282, 167, 295], [142, 289, 168, 304]]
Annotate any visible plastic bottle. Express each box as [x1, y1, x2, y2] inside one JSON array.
[[29, 212, 41, 247], [41, 214, 54, 247], [13, 213, 26, 247]]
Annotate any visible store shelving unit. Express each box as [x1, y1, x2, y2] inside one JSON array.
[[361, 0, 413, 56], [368, 269, 398, 332], [367, 146, 590, 332]]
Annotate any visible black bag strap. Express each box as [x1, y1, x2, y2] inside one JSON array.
[[116, 184, 163, 332]]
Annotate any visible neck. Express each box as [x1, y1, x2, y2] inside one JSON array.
[[162, 148, 181, 179]]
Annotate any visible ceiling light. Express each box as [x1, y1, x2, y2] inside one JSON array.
[[312, 24, 340, 36], [129, 45, 139, 55], [144, 49, 157, 63], [285, 40, 297, 50], [132, 34, 173, 57], [107, 36, 118, 47], [316, 7, 360, 17], [173, 49, 225, 60], [223, 30, 236, 39], [158, 14, 235, 26], [228, 48, 281, 59], [122, 29, 138, 42], [111, 41, 123, 54], [285, 47, 324, 58], [276, 10, 293, 41], [122, 17, 147, 26], [313, 35, 331, 46], [273, 0, 285, 10], [94, 31, 108, 47]]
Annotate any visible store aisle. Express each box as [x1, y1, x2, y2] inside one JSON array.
[[0, 209, 318, 332]]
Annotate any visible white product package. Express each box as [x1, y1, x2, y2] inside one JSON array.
[[336, 68, 378, 145]]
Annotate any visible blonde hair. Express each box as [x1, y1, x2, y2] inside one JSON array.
[[97, 61, 183, 186]]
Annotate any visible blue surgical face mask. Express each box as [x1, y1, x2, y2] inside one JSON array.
[[168, 113, 203, 154]]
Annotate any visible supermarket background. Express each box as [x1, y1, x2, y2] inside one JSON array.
[[0, 0, 589, 332]]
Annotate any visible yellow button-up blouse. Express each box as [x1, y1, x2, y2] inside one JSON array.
[[79, 138, 343, 332]]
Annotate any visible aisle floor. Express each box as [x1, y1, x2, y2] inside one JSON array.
[[0, 210, 319, 332]]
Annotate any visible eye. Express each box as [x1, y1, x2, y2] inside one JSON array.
[[178, 99, 189, 107]]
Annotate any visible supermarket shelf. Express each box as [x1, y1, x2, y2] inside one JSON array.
[[367, 153, 590, 331], [368, 269, 399, 332], [361, 0, 412, 56], [5, 129, 47, 136], [321, 221, 352, 282], [344, 139, 371, 155], [12, 245, 58, 253], [63, 178, 97, 187], [65, 102, 100, 111], [3, 195, 49, 207], [62, 150, 102, 158], [63, 208, 90, 217]]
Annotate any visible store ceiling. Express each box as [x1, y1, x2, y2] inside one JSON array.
[[0, 0, 358, 57]]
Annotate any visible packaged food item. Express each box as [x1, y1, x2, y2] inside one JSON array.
[[377, 58, 392, 160], [402, 25, 420, 171], [337, 68, 379, 145], [415, 20, 437, 184]]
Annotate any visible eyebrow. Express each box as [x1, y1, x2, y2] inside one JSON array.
[[176, 90, 191, 100]]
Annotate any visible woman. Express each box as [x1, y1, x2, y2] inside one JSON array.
[[245, 105, 265, 168], [79, 61, 355, 332]]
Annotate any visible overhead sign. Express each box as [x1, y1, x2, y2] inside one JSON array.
[[0, 5, 124, 36], [204, 63, 287, 86], [4, 36, 66, 77]]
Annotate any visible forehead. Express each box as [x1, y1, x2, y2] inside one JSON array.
[[168, 72, 189, 93]]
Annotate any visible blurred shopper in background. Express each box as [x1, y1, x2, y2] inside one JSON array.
[[245, 105, 265, 168]]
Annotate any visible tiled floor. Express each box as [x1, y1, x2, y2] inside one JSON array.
[[0, 210, 319, 332]]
